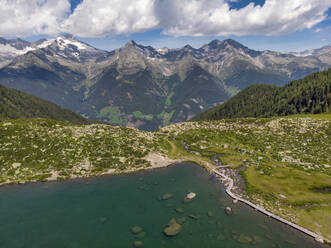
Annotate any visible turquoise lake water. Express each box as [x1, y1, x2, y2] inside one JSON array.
[[0, 163, 327, 248]]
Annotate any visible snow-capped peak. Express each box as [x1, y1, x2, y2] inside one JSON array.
[[156, 47, 169, 55], [55, 36, 89, 51], [36, 39, 55, 49]]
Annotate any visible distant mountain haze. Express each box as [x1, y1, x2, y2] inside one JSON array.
[[0, 35, 330, 130]]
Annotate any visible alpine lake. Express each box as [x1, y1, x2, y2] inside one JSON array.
[[0, 163, 327, 248]]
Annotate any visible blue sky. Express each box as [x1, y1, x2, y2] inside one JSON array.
[[1, 0, 331, 52]]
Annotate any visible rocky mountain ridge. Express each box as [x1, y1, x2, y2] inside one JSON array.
[[0, 35, 330, 130]]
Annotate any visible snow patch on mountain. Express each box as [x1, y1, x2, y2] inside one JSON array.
[[55, 37, 88, 50]]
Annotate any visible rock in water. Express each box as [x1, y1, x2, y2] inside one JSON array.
[[233, 199, 238, 204], [188, 214, 200, 220], [99, 217, 107, 224], [133, 240, 143, 247], [237, 234, 253, 244], [225, 207, 232, 215], [135, 232, 146, 239], [162, 193, 173, 200], [163, 218, 182, 237], [184, 192, 196, 202], [131, 226, 142, 234], [175, 208, 184, 214], [177, 217, 186, 224]]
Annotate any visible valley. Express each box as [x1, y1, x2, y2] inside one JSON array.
[[1, 36, 330, 130]]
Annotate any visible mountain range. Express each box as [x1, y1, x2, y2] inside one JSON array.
[[0, 35, 330, 130], [193, 68, 331, 121]]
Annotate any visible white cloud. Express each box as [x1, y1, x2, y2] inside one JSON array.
[[156, 0, 331, 36], [62, 0, 159, 37], [0, 0, 330, 37], [0, 0, 70, 36]]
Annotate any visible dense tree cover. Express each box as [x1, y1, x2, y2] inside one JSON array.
[[0, 85, 91, 124], [192, 68, 331, 121]]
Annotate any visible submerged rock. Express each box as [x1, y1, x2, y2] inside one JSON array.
[[237, 234, 253, 244], [207, 211, 213, 217], [99, 217, 107, 224], [162, 193, 173, 200], [163, 218, 182, 237], [175, 208, 184, 214], [225, 207, 232, 215], [131, 226, 143, 234], [217, 233, 226, 241], [188, 214, 200, 220], [133, 240, 143, 247], [252, 235, 262, 244], [135, 231, 146, 239], [177, 217, 186, 224]]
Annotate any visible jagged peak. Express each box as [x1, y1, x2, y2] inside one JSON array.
[[223, 39, 246, 49], [206, 39, 223, 48], [183, 44, 193, 50], [125, 40, 138, 47]]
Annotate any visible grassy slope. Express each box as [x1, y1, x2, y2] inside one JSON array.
[[0, 114, 330, 241], [160, 114, 331, 241], [0, 118, 164, 183], [0, 85, 90, 124], [193, 68, 331, 121]]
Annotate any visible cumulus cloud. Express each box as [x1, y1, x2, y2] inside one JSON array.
[[0, 0, 70, 36], [62, 0, 158, 37], [0, 0, 330, 37], [156, 0, 331, 36]]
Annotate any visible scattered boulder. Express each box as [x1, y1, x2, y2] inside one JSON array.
[[131, 226, 143, 234], [163, 218, 182, 237], [225, 207, 232, 215], [177, 217, 186, 224], [184, 192, 196, 202], [188, 214, 200, 220], [133, 240, 143, 247], [162, 193, 173, 200], [135, 232, 146, 239], [175, 208, 184, 214], [237, 234, 253, 244]]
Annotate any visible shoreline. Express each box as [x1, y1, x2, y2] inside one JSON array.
[[209, 165, 325, 244], [0, 156, 327, 244]]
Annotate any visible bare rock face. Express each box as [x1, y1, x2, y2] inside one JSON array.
[[163, 218, 182, 237]]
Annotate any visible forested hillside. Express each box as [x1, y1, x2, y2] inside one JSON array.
[[193, 68, 331, 121], [0, 85, 90, 124]]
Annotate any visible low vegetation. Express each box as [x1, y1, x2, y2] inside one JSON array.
[[0, 119, 167, 185]]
